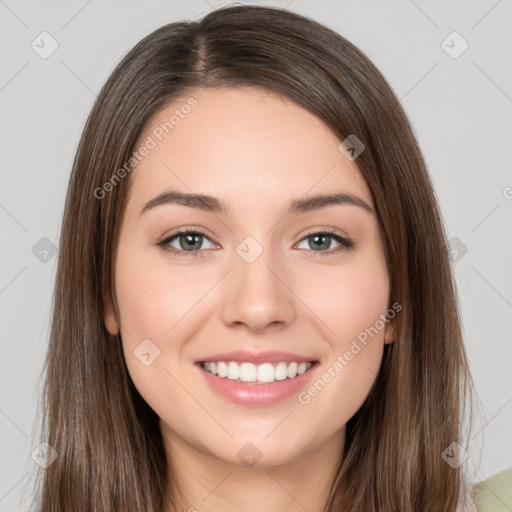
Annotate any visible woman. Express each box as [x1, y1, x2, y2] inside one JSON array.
[[31, 5, 481, 511]]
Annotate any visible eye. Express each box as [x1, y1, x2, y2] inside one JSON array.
[[294, 229, 354, 256], [157, 228, 217, 258], [157, 228, 354, 258]]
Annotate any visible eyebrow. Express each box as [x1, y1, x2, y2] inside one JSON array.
[[139, 190, 374, 217]]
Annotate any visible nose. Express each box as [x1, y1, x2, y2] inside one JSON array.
[[220, 241, 297, 334]]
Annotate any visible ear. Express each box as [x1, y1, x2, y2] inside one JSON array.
[[384, 321, 395, 345], [104, 296, 119, 336]]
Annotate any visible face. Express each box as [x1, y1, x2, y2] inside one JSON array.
[[105, 87, 394, 468]]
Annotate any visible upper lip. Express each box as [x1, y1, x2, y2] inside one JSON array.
[[196, 350, 318, 365]]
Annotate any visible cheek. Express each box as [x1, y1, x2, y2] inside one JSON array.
[[115, 244, 202, 342], [292, 253, 389, 405], [299, 254, 390, 350], [113, 240, 223, 401], [293, 255, 390, 435], [114, 244, 201, 422]]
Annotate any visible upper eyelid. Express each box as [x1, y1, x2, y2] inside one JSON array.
[[160, 228, 216, 245]]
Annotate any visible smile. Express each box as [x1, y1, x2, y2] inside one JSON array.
[[196, 359, 319, 406]]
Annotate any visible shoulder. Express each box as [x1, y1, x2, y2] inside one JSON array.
[[472, 467, 512, 512]]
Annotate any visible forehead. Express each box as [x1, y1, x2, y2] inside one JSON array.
[[126, 87, 373, 213]]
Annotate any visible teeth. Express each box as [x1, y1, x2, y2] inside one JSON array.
[[201, 360, 313, 383], [227, 361, 239, 380], [287, 362, 298, 378], [217, 362, 227, 378]]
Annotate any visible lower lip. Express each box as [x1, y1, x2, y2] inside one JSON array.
[[196, 362, 319, 406]]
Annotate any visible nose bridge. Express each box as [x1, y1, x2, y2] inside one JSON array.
[[235, 234, 278, 286], [220, 233, 296, 332]]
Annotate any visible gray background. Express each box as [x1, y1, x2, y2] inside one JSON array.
[[1, 0, 511, 509]]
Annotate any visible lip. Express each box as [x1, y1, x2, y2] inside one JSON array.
[[195, 360, 320, 406], [195, 350, 318, 365]]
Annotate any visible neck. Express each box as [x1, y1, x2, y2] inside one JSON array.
[[161, 423, 345, 512]]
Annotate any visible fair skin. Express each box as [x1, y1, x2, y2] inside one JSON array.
[[105, 87, 394, 512]]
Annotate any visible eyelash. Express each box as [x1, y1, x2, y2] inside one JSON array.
[[156, 228, 355, 259]]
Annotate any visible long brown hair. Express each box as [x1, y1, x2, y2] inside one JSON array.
[[28, 5, 477, 511]]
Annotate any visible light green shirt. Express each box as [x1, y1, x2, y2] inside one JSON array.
[[474, 468, 512, 512]]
